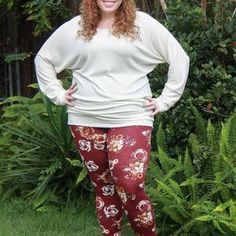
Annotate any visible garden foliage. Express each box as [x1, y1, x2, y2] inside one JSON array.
[[147, 108, 236, 235], [0, 85, 92, 209], [0, 0, 235, 234], [150, 0, 236, 154]]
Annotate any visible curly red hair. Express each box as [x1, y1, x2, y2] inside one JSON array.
[[78, 0, 140, 41]]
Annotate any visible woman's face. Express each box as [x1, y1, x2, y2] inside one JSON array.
[[96, 0, 123, 15]]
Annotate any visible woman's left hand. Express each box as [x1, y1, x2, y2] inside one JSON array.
[[144, 96, 160, 117]]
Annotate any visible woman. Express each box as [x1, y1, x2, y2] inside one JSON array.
[[34, 0, 190, 235]]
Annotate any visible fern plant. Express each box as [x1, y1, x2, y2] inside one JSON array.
[[146, 108, 236, 235]]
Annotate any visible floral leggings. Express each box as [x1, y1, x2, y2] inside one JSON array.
[[69, 125, 158, 236]]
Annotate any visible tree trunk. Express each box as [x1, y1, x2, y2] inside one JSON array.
[[201, 0, 207, 21], [159, 0, 167, 13]]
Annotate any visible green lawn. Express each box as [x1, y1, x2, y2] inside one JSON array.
[[0, 197, 134, 236]]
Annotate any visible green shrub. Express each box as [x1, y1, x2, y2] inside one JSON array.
[[150, 0, 236, 155], [0, 0, 71, 35], [0, 85, 93, 210], [146, 109, 236, 235]]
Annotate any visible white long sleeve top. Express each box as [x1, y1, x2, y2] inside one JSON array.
[[34, 10, 190, 128]]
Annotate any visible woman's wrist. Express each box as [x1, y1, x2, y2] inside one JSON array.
[[153, 97, 166, 113]]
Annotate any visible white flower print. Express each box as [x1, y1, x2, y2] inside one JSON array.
[[117, 189, 128, 203], [133, 211, 154, 227], [77, 126, 95, 139], [85, 160, 99, 172], [123, 149, 148, 180], [93, 133, 107, 151], [132, 148, 148, 162], [108, 134, 136, 153], [94, 142, 105, 150], [121, 194, 129, 203], [96, 196, 105, 210], [108, 139, 124, 153], [123, 138, 136, 147], [104, 205, 119, 218], [97, 169, 114, 184], [109, 159, 119, 171], [113, 233, 121, 236], [79, 140, 91, 152], [152, 225, 157, 232], [136, 200, 151, 211], [123, 161, 145, 180], [100, 225, 109, 235], [102, 185, 115, 196], [139, 182, 144, 189], [141, 130, 152, 145], [116, 186, 136, 204], [134, 200, 154, 227]]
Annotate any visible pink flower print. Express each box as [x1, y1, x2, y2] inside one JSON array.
[[77, 126, 95, 139], [78, 140, 91, 152], [96, 196, 105, 210], [141, 130, 152, 145]]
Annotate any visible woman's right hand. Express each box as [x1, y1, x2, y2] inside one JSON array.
[[65, 83, 78, 107]]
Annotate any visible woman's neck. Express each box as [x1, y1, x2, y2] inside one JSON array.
[[98, 12, 115, 28], [100, 10, 115, 20]]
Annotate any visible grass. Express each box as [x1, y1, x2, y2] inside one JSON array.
[[0, 197, 134, 236]]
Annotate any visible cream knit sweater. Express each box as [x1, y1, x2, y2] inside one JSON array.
[[34, 11, 190, 128]]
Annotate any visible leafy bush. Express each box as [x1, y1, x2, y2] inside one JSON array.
[[149, 0, 236, 154], [0, 5, 235, 235], [0, 0, 71, 35], [0, 86, 93, 210], [146, 109, 236, 235], [1, 0, 235, 154]]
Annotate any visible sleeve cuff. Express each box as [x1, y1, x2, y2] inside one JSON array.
[[154, 97, 168, 113], [57, 89, 67, 106]]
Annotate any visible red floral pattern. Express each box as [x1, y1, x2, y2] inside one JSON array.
[[69, 125, 157, 236]]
